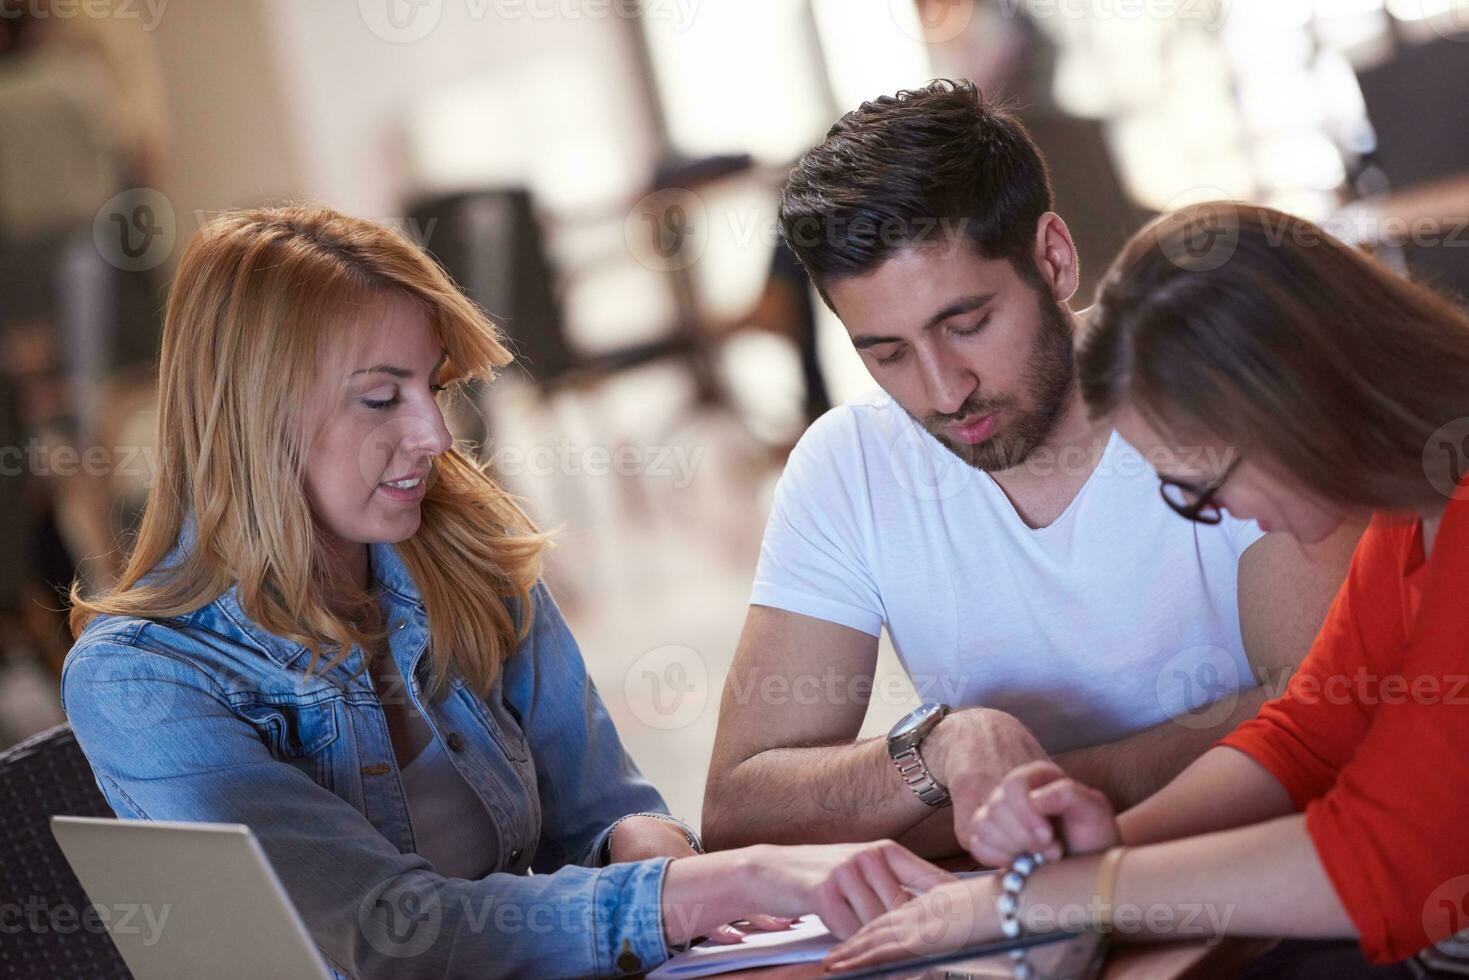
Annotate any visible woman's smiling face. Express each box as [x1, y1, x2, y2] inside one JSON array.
[[303, 291, 453, 571]]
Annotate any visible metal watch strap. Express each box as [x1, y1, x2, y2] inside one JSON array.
[[891, 744, 952, 807]]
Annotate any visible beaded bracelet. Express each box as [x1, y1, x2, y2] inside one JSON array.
[[996, 850, 1046, 940]]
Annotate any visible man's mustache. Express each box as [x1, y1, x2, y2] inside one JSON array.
[[924, 396, 1015, 429]]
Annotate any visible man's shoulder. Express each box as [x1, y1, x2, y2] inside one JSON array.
[[791, 389, 910, 462]]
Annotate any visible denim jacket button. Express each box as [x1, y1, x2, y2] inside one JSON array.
[[615, 949, 642, 974], [446, 731, 466, 753]]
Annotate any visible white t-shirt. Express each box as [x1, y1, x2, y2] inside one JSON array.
[[751, 391, 1265, 754]]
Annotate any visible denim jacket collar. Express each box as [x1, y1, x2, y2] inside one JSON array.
[[168, 512, 427, 672]]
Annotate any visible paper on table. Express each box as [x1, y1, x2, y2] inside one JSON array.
[[646, 914, 835, 979]]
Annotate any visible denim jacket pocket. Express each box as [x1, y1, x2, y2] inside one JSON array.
[[235, 698, 341, 787]]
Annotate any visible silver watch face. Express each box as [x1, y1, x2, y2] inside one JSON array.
[[889, 702, 946, 743]]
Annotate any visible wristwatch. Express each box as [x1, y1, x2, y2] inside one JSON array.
[[887, 702, 952, 807]]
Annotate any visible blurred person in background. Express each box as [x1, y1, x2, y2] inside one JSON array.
[[824, 202, 1469, 976], [915, 0, 1149, 304], [703, 80, 1360, 861], [0, 0, 170, 734], [60, 206, 954, 978]]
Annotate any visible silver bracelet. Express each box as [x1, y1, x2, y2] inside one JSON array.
[[601, 812, 704, 865]]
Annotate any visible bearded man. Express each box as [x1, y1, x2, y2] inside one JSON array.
[[702, 80, 1362, 858]]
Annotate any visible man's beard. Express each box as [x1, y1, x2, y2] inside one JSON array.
[[916, 292, 1076, 473]]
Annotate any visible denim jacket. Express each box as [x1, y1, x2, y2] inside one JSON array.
[[61, 527, 695, 979]]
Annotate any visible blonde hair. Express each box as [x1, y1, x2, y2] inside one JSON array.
[[70, 205, 549, 696]]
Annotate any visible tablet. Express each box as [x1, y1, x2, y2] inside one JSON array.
[[835, 928, 1106, 979]]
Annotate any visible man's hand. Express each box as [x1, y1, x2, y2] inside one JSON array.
[[608, 816, 698, 863], [924, 708, 1049, 856]]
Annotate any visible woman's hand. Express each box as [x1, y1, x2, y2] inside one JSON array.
[[823, 874, 1000, 973], [661, 840, 956, 947], [739, 840, 956, 939], [610, 818, 801, 945], [961, 761, 1118, 867]]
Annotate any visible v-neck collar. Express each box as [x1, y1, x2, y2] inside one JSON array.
[[978, 429, 1120, 534]]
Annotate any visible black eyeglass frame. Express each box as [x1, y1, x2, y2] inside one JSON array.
[[1158, 455, 1242, 524]]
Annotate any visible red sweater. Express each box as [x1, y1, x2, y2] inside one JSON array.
[[1220, 496, 1469, 963]]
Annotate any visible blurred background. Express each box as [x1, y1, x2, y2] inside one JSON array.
[[2, 0, 1467, 823]]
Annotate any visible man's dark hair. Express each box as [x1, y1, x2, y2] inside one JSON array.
[[778, 79, 1054, 301]]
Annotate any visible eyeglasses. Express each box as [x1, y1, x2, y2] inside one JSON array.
[[1158, 456, 1241, 524]]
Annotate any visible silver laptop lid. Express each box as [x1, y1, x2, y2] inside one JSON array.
[[50, 816, 333, 980]]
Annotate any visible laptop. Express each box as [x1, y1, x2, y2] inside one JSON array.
[[50, 816, 334, 980]]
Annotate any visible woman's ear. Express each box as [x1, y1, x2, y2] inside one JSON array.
[[1034, 212, 1080, 304]]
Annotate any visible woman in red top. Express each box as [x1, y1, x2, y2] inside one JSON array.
[[823, 203, 1469, 973]]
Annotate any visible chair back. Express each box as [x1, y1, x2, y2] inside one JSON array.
[[0, 723, 132, 979]]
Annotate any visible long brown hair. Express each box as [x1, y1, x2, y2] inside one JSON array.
[[70, 205, 550, 697], [1079, 202, 1469, 511]]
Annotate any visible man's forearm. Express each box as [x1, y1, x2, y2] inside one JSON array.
[[703, 735, 937, 851], [1055, 686, 1271, 809]]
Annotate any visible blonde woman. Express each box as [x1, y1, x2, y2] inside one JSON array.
[[62, 206, 949, 979]]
